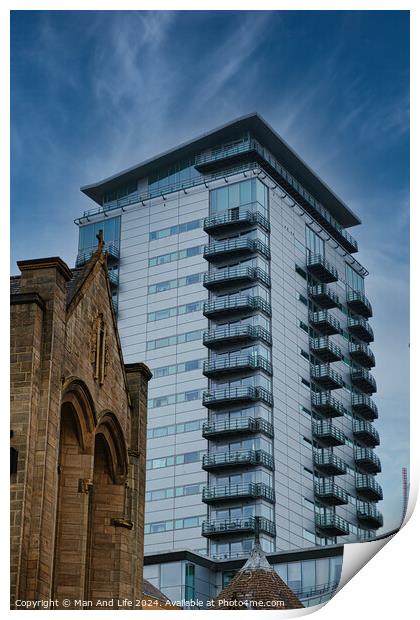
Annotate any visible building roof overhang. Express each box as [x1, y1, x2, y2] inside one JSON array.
[[80, 113, 361, 228]]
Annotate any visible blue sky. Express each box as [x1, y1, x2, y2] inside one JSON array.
[[11, 10, 409, 534]]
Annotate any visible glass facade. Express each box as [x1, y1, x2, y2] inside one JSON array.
[[78, 216, 121, 252]]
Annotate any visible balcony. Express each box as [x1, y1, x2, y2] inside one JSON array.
[[203, 295, 271, 319], [108, 270, 119, 289], [315, 513, 350, 536], [203, 386, 273, 409], [202, 449, 274, 471], [355, 474, 383, 501], [347, 291, 373, 319], [352, 394, 378, 421], [306, 254, 339, 283], [203, 208, 270, 234], [204, 266, 270, 291], [357, 501, 383, 529], [76, 241, 120, 268], [308, 284, 340, 309], [348, 318, 374, 343], [351, 369, 377, 394], [310, 311, 341, 335], [203, 354, 272, 378], [314, 450, 347, 475], [202, 482, 275, 504], [204, 238, 270, 262], [310, 338, 342, 362], [202, 516, 276, 538], [352, 420, 380, 447], [202, 417, 274, 439], [311, 393, 345, 418], [311, 365, 344, 390], [354, 448, 381, 474], [314, 480, 348, 505], [203, 324, 272, 348], [312, 421, 346, 447], [349, 343, 376, 368]]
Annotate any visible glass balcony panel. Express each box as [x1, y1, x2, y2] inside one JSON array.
[[354, 447, 382, 474], [352, 420, 380, 447], [203, 324, 272, 348], [202, 482, 275, 504], [349, 343, 376, 368], [306, 254, 339, 283], [314, 480, 348, 505], [347, 290, 373, 319], [203, 386, 273, 408], [203, 207, 270, 234], [357, 501, 383, 528], [355, 474, 383, 501], [310, 337, 342, 362], [310, 311, 341, 335], [311, 393, 345, 418], [351, 369, 377, 394], [204, 238, 270, 262], [308, 285, 340, 309], [348, 318, 374, 343], [202, 516, 276, 537], [315, 512, 349, 536], [352, 394, 378, 420], [312, 421, 346, 446], [311, 365, 344, 390], [202, 449, 274, 471], [202, 417, 274, 439], [203, 354, 272, 377], [314, 450, 347, 475], [203, 266, 270, 290], [203, 295, 271, 318]]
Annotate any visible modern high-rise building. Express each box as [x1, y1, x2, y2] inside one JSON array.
[[74, 114, 383, 571]]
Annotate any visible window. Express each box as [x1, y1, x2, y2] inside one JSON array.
[[147, 299, 205, 322], [78, 216, 121, 252], [306, 226, 324, 257], [346, 264, 365, 293], [148, 245, 205, 267], [149, 219, 202, 241], [210, 178, 268, 216], [185, 564, 195, 601]]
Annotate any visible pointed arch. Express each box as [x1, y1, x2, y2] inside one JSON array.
[[61, 377, 96, 452], [95, 411, 128, 484]]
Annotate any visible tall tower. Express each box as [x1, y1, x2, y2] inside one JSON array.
[[74, 114, 383, 559]]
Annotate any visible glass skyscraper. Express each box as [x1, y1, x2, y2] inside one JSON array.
[[74, 114, 382, 595]]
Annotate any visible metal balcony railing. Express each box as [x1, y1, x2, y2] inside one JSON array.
[[355, 474, 383, 501], [204, 238, 270, 261], [352, 420, 380, 447], [308, 284, 340, 309], [315, 512, 350, 536], [204, 266, 270, 290], [202, 482, 275, 504], [312, 421, 346, 446], [203, 354, 272, 377], [314, 480, 348, 505], [202, 417, 274, 439], [306, 254, 339, 283], [203, 207, 270, 234], [75, 241, 120, 267], [310, 337, 342, 362], [202, 516, 276, 538], [107, 270, 119, 288], [352, 394, 378, 420], [347, 290, 373, 319], [310, 311, 341, 335], [357, 501, 383, 528], [351, 369, 377, 394], [311, 393, 345, 418], [203, 295, 271, 318], [354, 448, 382, 474], [311, 365, 344, 390], [203, 386, 273, 408], [348, 318, 374, 343], [349, 343, 376, 368], [203, 324, 272, 348], [314, 450, 347, 475], [202, 449, 274, 471]]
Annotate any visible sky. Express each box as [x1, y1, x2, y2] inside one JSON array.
[[10, 10, 409, 535]]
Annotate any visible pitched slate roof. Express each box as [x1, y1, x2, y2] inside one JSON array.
[[213, 543, 304, 610]]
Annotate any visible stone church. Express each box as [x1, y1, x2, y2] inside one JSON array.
[[10, 241, 152, 608]]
